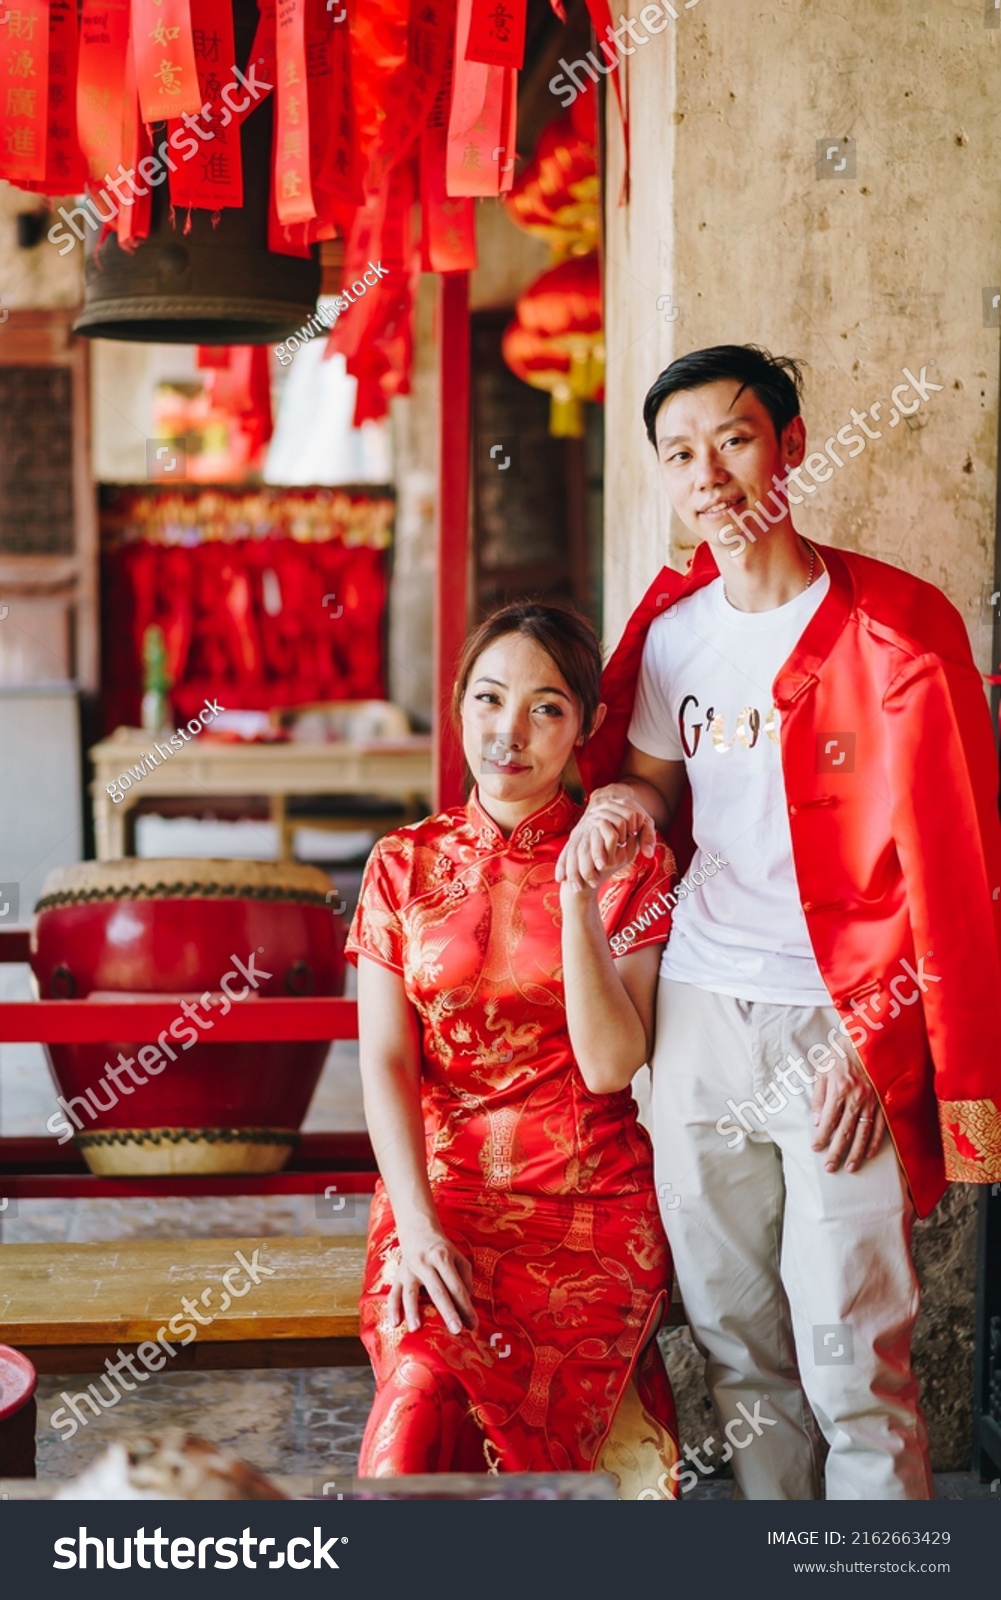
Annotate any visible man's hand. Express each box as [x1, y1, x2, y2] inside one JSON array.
[[387, 1227, 478, 1335], [555, 784, 658, 892], [811, 1055, 886, 1173]]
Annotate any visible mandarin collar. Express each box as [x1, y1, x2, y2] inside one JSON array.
[[466, 786, 580, 851]]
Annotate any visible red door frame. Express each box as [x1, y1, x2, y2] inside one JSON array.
[[433, 270, 471, 812]]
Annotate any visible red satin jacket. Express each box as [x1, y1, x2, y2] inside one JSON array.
[[579, 540, 1001, 1216]]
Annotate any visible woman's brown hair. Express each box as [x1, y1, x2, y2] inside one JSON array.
[[451, 598, 603, 739]]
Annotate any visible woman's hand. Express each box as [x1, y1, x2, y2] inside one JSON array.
[[555, 784, 657, 892], [387, 1228, 478, 1336]]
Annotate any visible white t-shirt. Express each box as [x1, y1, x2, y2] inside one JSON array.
[[628, 572, 832, 1004]]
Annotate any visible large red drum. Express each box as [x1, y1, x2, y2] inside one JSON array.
[[31, 859, 347, 1176]]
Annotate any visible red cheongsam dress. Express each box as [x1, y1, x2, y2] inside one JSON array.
[[345, 786, 681, 1497]]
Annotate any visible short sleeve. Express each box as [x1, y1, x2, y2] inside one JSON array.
[[598, 840, 677, 958], [627, 623, 685, 762], [345, 840, 405, 972]]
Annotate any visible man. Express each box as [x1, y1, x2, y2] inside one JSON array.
[[558, 344, 1001, 1499]]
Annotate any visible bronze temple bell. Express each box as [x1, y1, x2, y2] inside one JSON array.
[[72, 2, 320, 345]]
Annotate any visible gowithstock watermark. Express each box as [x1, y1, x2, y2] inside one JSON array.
[[609, 853, 728, 955], [274, 265, 390, 366], [105, 697, 224, 805]]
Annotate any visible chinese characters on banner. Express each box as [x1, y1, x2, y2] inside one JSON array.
[[447, 0, 516, 198], [76, 0, 130, 182], [132, 0, 202, 121], [0, 2, 52, 183], [464, 0, 527, 70], [167, 0, 243, 209], [274, 0, 315, 226]]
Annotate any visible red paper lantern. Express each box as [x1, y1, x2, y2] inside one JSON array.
[[502, 255, 603, 437]]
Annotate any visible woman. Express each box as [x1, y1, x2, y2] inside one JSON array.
[[346, 600, 681, 1495]]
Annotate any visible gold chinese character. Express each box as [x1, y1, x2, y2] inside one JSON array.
[[286, 92, 301, 125], [280, 170, 304, 198], [153, 58, 183, 95], [284, 61, 301, 86], [4, 124, 37, 156], [5, 86, 36, 116], [6, 11, 37, 41], [10, 51, 37, 79], [282, 129, 303, 160], [150, 21, 180, 45]]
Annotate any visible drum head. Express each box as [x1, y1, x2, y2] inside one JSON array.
[[36, 857, 336, 912]]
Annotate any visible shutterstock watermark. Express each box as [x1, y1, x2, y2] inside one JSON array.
[[720, 363, 944, 558], [48, 1243, 277, 1442], [637, 1397, 777, 1497], [274, 263, 389, 366], [44, 949, 269, 1144], [715, 952, 940, 1148], [47, 63, 272, 257], [105, 697, 224, 805], [550, 1, 703, 109]]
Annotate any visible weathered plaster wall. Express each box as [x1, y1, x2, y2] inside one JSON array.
[[602, 0, 998, 1472], [0, 188, 82, 312]]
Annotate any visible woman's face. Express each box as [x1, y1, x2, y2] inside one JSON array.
[[461, 632, 585, 812]]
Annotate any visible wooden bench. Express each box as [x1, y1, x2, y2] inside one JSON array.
[[1, 1234, 686, 1382], [0, 1236, 370, 1375]]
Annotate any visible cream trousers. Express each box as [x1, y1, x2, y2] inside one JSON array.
[[649, 977, 933, 1501]]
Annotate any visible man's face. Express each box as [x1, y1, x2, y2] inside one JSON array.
[[652, 379, 805, 552]]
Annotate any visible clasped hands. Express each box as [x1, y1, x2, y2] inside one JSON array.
[[553, 784, 884, 1173], [554, 783, 658, 892]]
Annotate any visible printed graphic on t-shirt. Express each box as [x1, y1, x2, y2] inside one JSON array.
[[627, 574, 833, 1004], [677, 695, 780, 758]]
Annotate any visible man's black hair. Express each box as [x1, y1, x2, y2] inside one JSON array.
[[642, 344, 806, 448]]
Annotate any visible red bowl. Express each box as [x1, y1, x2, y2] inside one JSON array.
[[31, 859, 347, 1175], [0, 1346, 37, 1479]]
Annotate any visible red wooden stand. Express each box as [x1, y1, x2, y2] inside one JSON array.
[[0, 928, 376, 1203]]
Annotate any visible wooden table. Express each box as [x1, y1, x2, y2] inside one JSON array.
[[89, 728, 432, 860]]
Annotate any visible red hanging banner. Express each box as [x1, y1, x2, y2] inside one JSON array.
[[77, 0, 130, 184], [446, 0, 517, 198], [0, 0, 51, 184], [464, 0, 527, 70], [583, 0, 626, 126], [303, 0, 361, 232], [167, 0, 243, 210], [15, 0, 90, 193], [117, 25, 152, 247], [364, 0, 455, 194], [273, 0, 315, 226], [132, 0, 203, 122], [421, 123, 476, 271]]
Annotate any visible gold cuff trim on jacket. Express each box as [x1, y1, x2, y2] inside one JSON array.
[[939, 1098, 1001, 1184]]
